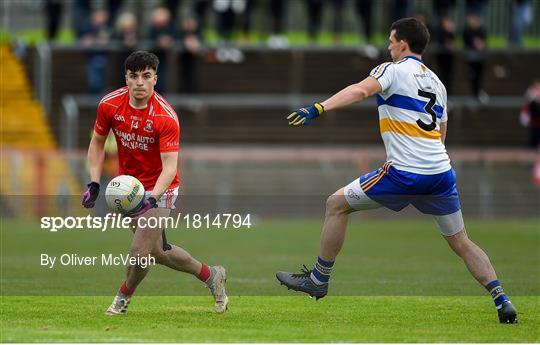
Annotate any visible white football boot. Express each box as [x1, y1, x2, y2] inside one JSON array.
[[205, 266, 228, 313], [105, 291, 130, 315]]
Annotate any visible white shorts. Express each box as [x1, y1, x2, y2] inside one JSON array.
[[344, 178, 464, 237], [144, 186, 179, 209]]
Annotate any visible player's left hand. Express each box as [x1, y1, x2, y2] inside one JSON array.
[[287, 103, 324, 126], [127, 196, 157, 218], [82, 182, 100, 208]]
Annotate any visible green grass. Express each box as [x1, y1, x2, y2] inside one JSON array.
[[1, 218, 539, 342], [1, 218, 538, 296], [1, 296, 539, 342]]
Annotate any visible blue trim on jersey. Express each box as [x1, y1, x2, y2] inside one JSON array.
[[404, 55, 424, 63], [376, 94, 443, 119], [359, 165, 461, 215], [373, 63, 391, 80], [370, 64, 384, 76], [375, 63, 391, 80]]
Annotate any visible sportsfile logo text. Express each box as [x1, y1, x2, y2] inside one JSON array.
[[40, 213, 252, 232]]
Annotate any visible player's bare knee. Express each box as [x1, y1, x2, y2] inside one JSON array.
[[445, 228, 472, 256], [130, 244, 152, 261], [325, 192, 349, 216]]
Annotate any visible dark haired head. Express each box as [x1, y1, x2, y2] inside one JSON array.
[[390, 18, 430, 54], [124, 51, 159, 73]]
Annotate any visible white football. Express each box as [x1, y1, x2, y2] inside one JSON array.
[[105, 175, 145, 214]]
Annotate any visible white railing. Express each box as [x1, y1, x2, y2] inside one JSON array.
[[35, 42, 51, 116]]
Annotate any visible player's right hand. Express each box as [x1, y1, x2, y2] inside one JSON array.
[[82, 182, 100, 208], [287, 103, 324, 126], [126, 196, 157, 218]]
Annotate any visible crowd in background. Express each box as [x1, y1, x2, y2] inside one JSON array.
[[42, 0, 535, 99]]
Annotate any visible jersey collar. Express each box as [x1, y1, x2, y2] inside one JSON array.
[[403, 55, 424, 64]]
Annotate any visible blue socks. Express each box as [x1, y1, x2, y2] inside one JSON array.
[[310, 256, 334, 285], [485, 279, 510, 309]]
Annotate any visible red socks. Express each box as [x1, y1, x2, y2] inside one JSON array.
[[198, 263, 211, 282], [120, 281, 136, 297]]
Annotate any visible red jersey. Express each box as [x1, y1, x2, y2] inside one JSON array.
[[94, 87, 180, 190]]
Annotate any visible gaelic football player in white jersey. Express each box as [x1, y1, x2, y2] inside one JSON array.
[[276, 18, 517, 324]]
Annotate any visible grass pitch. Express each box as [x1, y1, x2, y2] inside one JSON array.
[[1, 218, 539, 342], [1, 296, 539, 342]]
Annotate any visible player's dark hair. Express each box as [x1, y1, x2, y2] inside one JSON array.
[[124, 51, 159, 73], [390, 17, 430, 54]]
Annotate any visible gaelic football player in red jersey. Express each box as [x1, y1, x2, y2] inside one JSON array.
[[82, 51, 228, 314]]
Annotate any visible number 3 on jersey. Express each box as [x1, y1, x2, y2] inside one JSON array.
[[417, 89, 437, 131]]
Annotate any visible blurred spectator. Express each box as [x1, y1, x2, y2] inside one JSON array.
[[267, 0, 289, 48], [193, 0, 210, 40], [73, 0, 92, 39], [150, 8, 176, 49], [179, 16, 203, 93], [306, 0, 324, 42], [113, 12, 138, 48], [213, 0, 247, 42], [81, 9, 111, 43], [331, 0, 345, 43], [112, 12, 139, 86], [81, 9, 110, 94], [240, 0, 257, 43], [306, 0, 361, 44], [164, 0, 182, 25], [73, 0, 123, 36], [433, 0, 455, 18], [435, 16, 456, 93], [520, 80, 540, 148], [354, 0, 374, 43], [149, 7, 177, 93], [510, 0, 533, 47], [45, 0, 63, 41], [391, 0, 409, 22], [466, 0, 486, 19], [463, 13, 487, 101], [106, 0, 125, 30]]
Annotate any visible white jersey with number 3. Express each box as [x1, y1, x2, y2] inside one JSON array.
[[370, 56, 451, 175]]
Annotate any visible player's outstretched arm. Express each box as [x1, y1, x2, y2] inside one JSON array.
[[287, 76, 381, 126], [83, 131, 107, 208], [321, 76, 382, 112]]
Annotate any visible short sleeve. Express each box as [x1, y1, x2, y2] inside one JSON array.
[[369, 62, 395, 93], [94, 102, 112, 136], [440, 84, 448, 123], [159, 117, 180, 152], [441, 107, 448, 123]]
